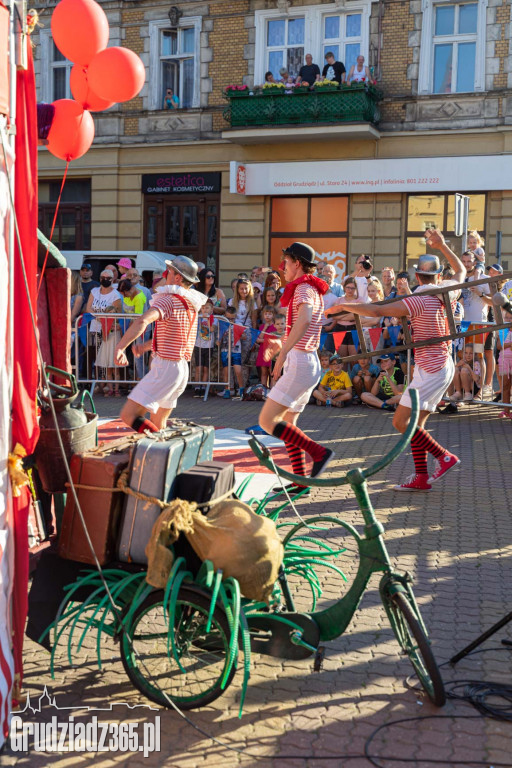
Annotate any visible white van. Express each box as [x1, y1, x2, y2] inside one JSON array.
[[61, 250, 171, 285]]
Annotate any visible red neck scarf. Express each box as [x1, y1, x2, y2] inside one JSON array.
[[280, 274, 330, 308]]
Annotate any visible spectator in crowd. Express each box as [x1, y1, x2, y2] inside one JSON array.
[[237, 272, 249, 279], [252, 282, 264, 311], [396, 270, 412, 296], [347, 55, 370, 83], [70, 270, 84, 325], [251, 266, 262, 283], [381, 267, 397, 298], [315, 259, 328, 276], [498, 309, 512, 418], [321, 263, 344, 298], [450, 343, 481, 402], [264, 270, 283, 297], [461, 250, 493, 399], [467, 230, 485, 265], [117, 258, 132, 278], [362, 278, 385, 350], [360, 353, 405, 411], [352, 255, 373, 301], [105, 264, 119, 283], [125, 268, 152, 303], [228, 277, 257, 327], [322, 51, 346, 84], [163, 87, 179, 110], [264, 72, 275, 84], [79, 262, 99, 302], [313, 354, 352, 407], [351, 356, 380, 402], [196, 267, 227, 315], [321, 274, 343, 348], [256, 305, 277, 387], [218, 305, 246, 399], [279, 67, 295, 85], [151, 270, 164, 291], [86, 269, 123, 396], [194, 299, 217, 396], [297, 53, 321, 86], [328, 276, 365, 361], [118, 278, 148, 381]]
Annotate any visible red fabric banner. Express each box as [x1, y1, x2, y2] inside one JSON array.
[[100, 316, 114, 338], [468, 324, 488, 345], [368, 327, 382, 350], [332, 331, 349, 350], [233, 324, 246, 346], [11, 43, 39, 701]]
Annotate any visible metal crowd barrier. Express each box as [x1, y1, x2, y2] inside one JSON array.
[[72, 312, 233, 401]]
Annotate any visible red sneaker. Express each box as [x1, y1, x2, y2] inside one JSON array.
[[394, 474, 432, 492], [428, 454, 460, 484]]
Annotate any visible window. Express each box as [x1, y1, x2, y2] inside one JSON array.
[[38, 179, 91, 250], [405, 192, 486, 270], [149, 18, 201, 110], [418, 0, 487, 95], [38, 30, 73, 102], [255, 3, 371, 84]]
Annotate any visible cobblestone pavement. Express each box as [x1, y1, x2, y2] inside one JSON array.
[[5, 391, 512, 767]]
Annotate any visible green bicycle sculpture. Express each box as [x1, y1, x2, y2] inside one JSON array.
[[45, 388, 446, 714]]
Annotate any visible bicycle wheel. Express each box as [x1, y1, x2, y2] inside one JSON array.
[[120, 586, 236, 710], [384, 590, 445, 706]]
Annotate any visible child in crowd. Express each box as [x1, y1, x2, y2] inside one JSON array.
[[467, 230, 485, 267], [217, 305, 246, 399], [351, 356, 380, 402], [361, 353, 405, 411], [194, 299, 217, 396], [269, 313, 287, 383], [497, 310, 512, 418], [450, 343, 481, 402], [256, 305, 277, 387], [313, 354, 352, 407]]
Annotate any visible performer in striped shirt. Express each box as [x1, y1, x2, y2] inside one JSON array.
[[259, 242, 334, 496], [326, 229, 466, 492], [114, 255, 207, 432]]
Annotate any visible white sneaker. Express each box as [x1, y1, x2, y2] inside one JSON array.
[[482, 385, 493, 400], [463, 392, 473, 402], [449, 391, 462, 402]]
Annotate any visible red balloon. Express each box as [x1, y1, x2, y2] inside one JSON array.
[[47, 99, 95, 161], [51, 0, 109, 66], [70, 64, 114, 111], [88, 47, 145, 103]]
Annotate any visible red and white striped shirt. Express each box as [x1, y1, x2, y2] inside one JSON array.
[[287, 283, 324, 352], [403, 281, 457, 373], [151, 293, 198, 361]]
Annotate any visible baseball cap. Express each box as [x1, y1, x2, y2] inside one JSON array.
[[117, 257, 133, 269], [377, 353, 396, 362], [487, 263, 503, 274], [252, 282, 263, 292], [282, 242, 317, 265], [80, 262, 92, 270], [415, 254, 443, 275], [329, 354, 343, 364]]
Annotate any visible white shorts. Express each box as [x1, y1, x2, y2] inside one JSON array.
[[128, 357, 189, 414], [267, 348, 321, 413], [399, 357, 455, 413]]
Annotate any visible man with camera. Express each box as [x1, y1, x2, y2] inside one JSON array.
[[352, 255, 373, 301], [326, 229, 466, 492]]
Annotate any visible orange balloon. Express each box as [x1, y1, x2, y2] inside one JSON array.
[[88, 47, 145, 103], [47, 100, 95, 161], [51, 0, 109, 66], [70, 64, 114, 111]]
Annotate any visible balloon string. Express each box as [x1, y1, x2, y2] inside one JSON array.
[[37, 160, 70, 296]]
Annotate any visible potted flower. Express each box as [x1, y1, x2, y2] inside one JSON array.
[[262, 82, 286, 94], [223, 84, 250, 97], [312, 78, 339, 91], [293, 83, 310, 93]]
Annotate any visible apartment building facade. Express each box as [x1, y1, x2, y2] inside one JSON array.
[[34, 0, 512, 285]]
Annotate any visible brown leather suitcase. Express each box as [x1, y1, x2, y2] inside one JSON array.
[[58, 435, 141, 565]]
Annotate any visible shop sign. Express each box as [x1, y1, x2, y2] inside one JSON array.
[[230, 156, 512, 196], [142, 172, 221, 194]]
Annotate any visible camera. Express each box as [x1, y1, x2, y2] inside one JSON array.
[[361, 259, 372, 271]]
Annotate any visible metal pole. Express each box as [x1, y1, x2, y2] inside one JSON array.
[[496, 230, 502, 264]]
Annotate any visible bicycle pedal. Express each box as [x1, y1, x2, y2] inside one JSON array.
[[313, 646, 326, 672]]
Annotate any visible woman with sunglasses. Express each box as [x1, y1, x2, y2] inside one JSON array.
[[195, 267, 227, 315], [327, 277, 365, 364]]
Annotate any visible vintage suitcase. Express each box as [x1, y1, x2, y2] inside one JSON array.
[[173, 461, 235, 508], [117, 423, 215, 564], [58, 435, 142, 565], [172, 461, 236, 574]]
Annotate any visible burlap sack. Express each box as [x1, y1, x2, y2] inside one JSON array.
[[185, 499, 284, 604], [144, 498, 283, 604]]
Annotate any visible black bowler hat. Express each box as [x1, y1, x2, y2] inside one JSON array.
[[282, 242, 317, 266]]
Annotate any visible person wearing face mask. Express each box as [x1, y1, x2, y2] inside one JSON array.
[[125, 268, 153, 304], [84, 270, 123, 394]]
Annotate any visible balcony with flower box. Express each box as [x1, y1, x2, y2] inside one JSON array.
[[221, 81, 383, 144]]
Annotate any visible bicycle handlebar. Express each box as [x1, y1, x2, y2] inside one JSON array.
[[248, 388, 419, 487]]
